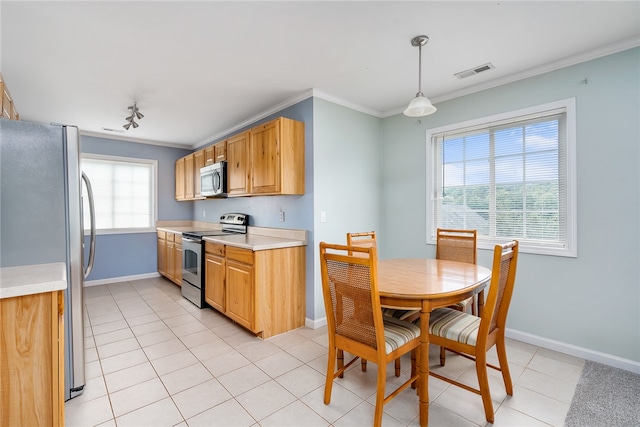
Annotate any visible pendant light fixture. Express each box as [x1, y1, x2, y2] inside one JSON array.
[[123, 102, 144, 130], [403, 35, 437, 117]]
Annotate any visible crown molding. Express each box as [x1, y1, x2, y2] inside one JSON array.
[[80, 130, 190, 150], [382, 36, 640, 117]]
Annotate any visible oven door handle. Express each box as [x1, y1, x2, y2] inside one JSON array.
[[182, 237, 201, 244]]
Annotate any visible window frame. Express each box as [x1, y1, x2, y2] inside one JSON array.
[[426, 98, 577, 257], [81, 153, 158, 235]]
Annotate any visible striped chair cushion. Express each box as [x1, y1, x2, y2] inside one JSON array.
[[382, 308, 420, 321], [429, 307, 480, 346], [382, 316, 421, 354]]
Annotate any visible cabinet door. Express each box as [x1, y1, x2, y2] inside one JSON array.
[[0, 291, 63, 427], [250, 119, 280, 194], [194, 150, 205, 198], [166, 241, 175, 281], [226, 131, 250, 196], [204, 146, 215, 166], [173, 243, 182, 285], [214, 141, 227, 162], [157, 238, 167, 276], [175, 158, 185, 200], [205, 253, 225, 312], [184, 154, 195, 199], [225, 259, 254, 330]]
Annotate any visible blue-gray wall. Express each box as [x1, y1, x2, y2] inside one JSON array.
[[380, 47, 640, 363], [192, 98, 316, 316], [82, 136, 191, 281]]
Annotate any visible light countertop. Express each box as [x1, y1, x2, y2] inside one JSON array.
[[156, 222, 307, 251], [0, 262, 67, 299]]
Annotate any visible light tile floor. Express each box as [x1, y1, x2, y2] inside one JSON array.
[[65, 276, 584, 426]]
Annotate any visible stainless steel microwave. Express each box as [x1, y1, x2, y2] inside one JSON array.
[[200, 161, 227, 197]]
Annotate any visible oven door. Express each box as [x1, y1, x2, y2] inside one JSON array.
[[182, 237, 201, 287]]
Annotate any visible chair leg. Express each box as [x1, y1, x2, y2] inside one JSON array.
[[362, 358, 368, 372], [410, 349, 418, 389], [337, 349, 344, 378], [324, 346, 337, 404], [373, 358, 386, 427], [439, 346, 446, 366], [395, 358, 401, 377], [496, 335, 513, 395], [475, 352, 495, 423], [471, 296, 477, 316]]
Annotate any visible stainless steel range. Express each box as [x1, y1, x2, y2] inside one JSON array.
[[181, 213, 248, 308]]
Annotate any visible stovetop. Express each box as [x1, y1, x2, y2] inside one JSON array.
[[181, 213, 249, 241]]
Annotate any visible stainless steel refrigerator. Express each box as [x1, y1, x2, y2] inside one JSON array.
[[0, 118, 96, 401]]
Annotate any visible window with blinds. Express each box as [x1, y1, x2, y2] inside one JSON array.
[[82, 155, 157, 233], [426, 99, 576, 257]]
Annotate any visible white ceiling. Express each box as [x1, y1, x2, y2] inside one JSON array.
[[2, 1, 639, 149]]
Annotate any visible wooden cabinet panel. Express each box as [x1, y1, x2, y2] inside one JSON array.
[[158, 231, 182, 286], [157, 237, 167, 276], [214, 141, 227, 162], [225, 259, 254, 330], [175, 158, 185, 201], [250, 121, 280, 194], [249, 117, 304, 195], [0, 72, 19, 120], [205, 252, 225, 312], [184, 154, 195, 200], [226, 131, 250, 196], [204, 146, 215, 166], [194, 150, 205, 198], [173, 242, 182, 285], [1, 290, 63, 427]]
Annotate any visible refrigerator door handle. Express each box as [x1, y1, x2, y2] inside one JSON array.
[[82, 172, 96, 278]]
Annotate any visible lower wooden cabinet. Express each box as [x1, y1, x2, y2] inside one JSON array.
[[204, 243, 225, 312], [157, 230, 182, 286], [1, 290, 64, 426], [204, 241, 305, 338]]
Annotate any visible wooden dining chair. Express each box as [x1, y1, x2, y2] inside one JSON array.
[[346, 231, 377, 255], [436, 228, 478, 315], [428, 240, 519, 424], [345, 231, 383, 373], [319, 242, 420, 427]]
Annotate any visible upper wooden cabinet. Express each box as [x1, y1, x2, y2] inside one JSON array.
[[0, 72, 20, 120], [226, 131, 250, 196], [204, 140, 226, 166], [194, 150, 205, 198], [250, 117, 304, 195], [174, 116, 304, 200], [175, 157, 185, 201]]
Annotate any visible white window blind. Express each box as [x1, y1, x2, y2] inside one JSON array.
[[427, 99, 576, 257], [82, 155, 157, 233]]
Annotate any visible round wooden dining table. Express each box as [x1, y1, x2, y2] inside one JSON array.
[[377, 258, 492, 427]]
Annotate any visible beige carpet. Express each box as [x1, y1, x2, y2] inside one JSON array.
[[564, 361, 640, 426]]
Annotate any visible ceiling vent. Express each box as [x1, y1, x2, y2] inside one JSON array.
[[454, 62, 495, 79]]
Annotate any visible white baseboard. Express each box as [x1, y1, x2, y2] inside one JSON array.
[[84, 272, 161, 287], [303, 318, 639, 374], [305, 316, 327, 330], [506, 328, 640, 374]]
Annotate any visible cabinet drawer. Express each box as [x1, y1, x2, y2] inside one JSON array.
[[226, 246, 254, 264], [205, 242, 225, 256], [157, 230, 166, 240], [166, 232, 175, 242], [174, 234, 182, 244]]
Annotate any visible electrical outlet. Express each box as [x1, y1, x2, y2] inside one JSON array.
[[279, 210, 285, 222], [320, 211, 326, 223], [202, 210, 206, 218]]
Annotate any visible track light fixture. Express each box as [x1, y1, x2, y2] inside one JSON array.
[[123, 102, 143, 130], [404, 35, 437, 117]]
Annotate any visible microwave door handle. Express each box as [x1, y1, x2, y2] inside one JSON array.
[[82, 172, 97, 278]]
